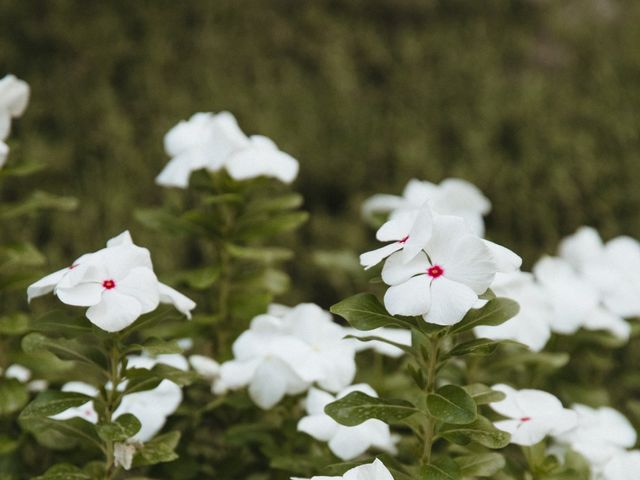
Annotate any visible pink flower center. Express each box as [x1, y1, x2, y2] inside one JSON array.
[[399, 235, 409, 244], [69, 263, 78, 270], [102, 279, 116, 290], [427, 265, 444, 279], [520, 416, 532, 422]]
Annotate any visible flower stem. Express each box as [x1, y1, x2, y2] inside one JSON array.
[[421, 334, 441, 466], [103, 343, 122, 480]]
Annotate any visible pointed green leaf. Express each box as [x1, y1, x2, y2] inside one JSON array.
[[127, 337, 183, 355], [457, 452, 505, 476], [422, 457, 462, 480], [448, 338, 499, 357], [440, 416, 511, 448], [0, 378, 29, 415], [324, 391, 419, 426], [133, 431, 181, 467], [427, 385, 477, 425], [463, 384, 506, 405], [331, 293, 414, 331], [22, 332, 107, 369], [96, 413, 141, 442], [449, 298, 519, 334], [33, 463, 91, 480]]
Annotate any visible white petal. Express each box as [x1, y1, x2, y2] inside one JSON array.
[[225, 141, 299, 183], [383, 275, 431, 316], [425, 277, 478, 326], [402, 205, 433, 262], [425, 215, 471, 266], [381, 251, 430, 285], [298, 414, 338, 442], [189, 355, 220, 379], [86, 290, 143, 332], [304, 387, 336, 414], [0, 74, 30, 117], [439, 236, 495, 294], [361, 194, 405, 218], [0, 113, 10, 141], [159, 283, 196, 319], [360, 242, 403, 270], [559, 226, 603, 269], [56, 282, 104, 307], [328, 426, 371, 460], [0, 140, 8, 168], [217, 359, 259, 390], [106, 231, 133, 248], [27, 267, 69, 302], [508, 420, 549, 446], [101, 244, 154, 279], [483, 240, 522, 273], [515, 389, 564, 418], [248, 359, 288, 409], [490, 384, 524, 418], [376, 213, 414, 242], [117, 268, 160, 314]]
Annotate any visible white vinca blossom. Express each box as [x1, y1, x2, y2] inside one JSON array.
[[214, 304, 356, 410], [156, 111, 298, 188], [362, 177, 491, 236], [297, 384, 397, 461], [555, 404, 637, 470], [50, 354, 187, 443], [381, 215, 520, 326], [489, 384, 577, 446], [0, 73, 30, 168], [560, 226, 640, 318], [27, 231, 195, 332], [533, 256, 630, 340], [292, 458, 394, 480], [1, 364, 47, 392], [474, 272, 552, 352]]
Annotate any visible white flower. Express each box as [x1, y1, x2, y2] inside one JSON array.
[[215, 315, 312, 409], [363, 178, 490, 236], [215, 304, 356, 409], [474, 272, 552, 351], [489, 384, 577, 446], [555, 404, 636, 468], [51, 354, 186, 442], [560, 227, 640, 318], [381, 216, 508, 325], [360, 205, 433, 269], [292, 458, 394, 480], [0, 74, 30, 168], [156, 111, 298, 188], [344, 327, 411, 358], [27, 231, 195, 331], [600, 450, 640, 480], [297, 385, 397, 461], [533, 256, 630, 339]]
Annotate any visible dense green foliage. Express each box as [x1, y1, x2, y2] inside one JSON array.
[[1, 0, 640, 310]]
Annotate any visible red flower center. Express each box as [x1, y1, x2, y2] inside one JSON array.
[[520, 416, 532, 423], [102, 279, 116, 290], [427, 265, 444, 278], [399, 235, 409, 244], [69, 263, 78, 270]]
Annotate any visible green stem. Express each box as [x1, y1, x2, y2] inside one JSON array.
[[104, 343, 122, 480], [421, 334, 441, 466]]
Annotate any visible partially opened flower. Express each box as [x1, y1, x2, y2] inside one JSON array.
[[292, 458, 394, 480], [363, 177, 490, 236], [28, 231, 195, 331], [382, 216, 507, 325], [360, 205, 433, 269], [489, 384, 577, 446], [560, 227, 640, 318], [555, 404, 636, 468], [344, 327, 411, 358], [475, 272, 552, 351], [297, 385, 397, 460], [156, 111, 298, 188]]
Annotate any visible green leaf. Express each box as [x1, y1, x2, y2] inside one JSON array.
[[33, 463, 91, 480], [247, 193, 304, 212], [345, 334, 414, 356], [0, 242, 45, 270], [447, 338, 500, 357], [0, 191, 77, 220], [22, 332, 107, 370], [236, 211, 309, 241], [422, 457, 462, 480], [426, 385, 477, 425], [19, 391, 93, 418], [30, 311, 94, 337], [0, 434, 18, 454], [125, 364, 196, 395], [324, 391, 419, 426], [331, 293, 414, 331], [463, 384, 506, 405], [127, 337, 183, 355], [226, 244, 294, 262], [440, 416, 511, 448], [167, 266, 220, 290], [133, 431, 181, 467], [135, 208, 202, 235], [457, 453, 505, 476], [0, 312, 30, 335], [97, 413, 141, 442], [449, 298, 519, 334], [0, 378, 29, 415]]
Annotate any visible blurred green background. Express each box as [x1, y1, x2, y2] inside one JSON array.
[[2, 0, 640, 307]]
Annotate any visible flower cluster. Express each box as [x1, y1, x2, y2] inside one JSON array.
[[28, 231, 195, 332], [0, 74, 30, 168], [361, 196, 521, 326], [478, 227, 639, 351], [155, 111, 299, 188], [212, 303, 356, 409], [51, 353, 187, 443]]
